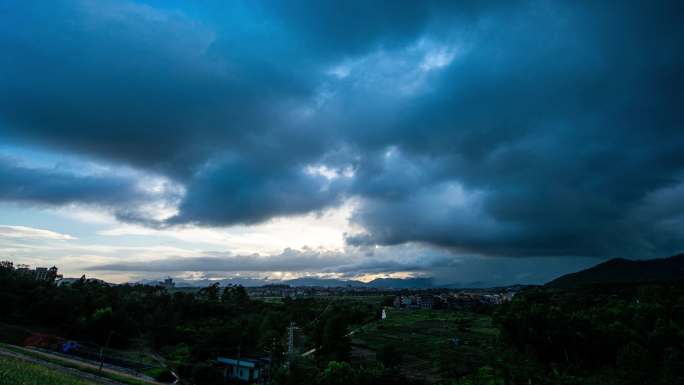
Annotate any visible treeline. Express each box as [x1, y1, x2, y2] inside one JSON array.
[[0, 265, 387, 384], [495, 283, 684, 385]]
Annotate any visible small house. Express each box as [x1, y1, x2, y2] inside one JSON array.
[[217, 357, 269, 383], [417, 295, 434, 309]]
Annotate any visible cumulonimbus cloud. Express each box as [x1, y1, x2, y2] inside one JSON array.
[[0, 0, 683, 260]]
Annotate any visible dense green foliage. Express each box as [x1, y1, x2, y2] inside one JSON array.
[[0, 266, 381, 384], [496, 283, 684, 384], [271, 360, 425, 385], [3, 263, 683, 384]]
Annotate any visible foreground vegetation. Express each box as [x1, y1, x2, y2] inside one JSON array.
[[0, 343, 153, 385], [2, 262, 683, 384], [496, 283, 684, 385], [0, 264, 382, 383], [0, 355, 97, 385]]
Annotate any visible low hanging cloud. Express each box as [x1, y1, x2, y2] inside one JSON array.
[[84, 244, 600, 286], [87, 248, 354, 273], [1, 0, 683, 262], [84, 245, 451, 279], [0, 156, 180, 221], [0, 225, 75, 240]]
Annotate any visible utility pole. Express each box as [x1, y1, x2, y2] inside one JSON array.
[[287, 321, 295, 366], [236, 345, 241, 380], [99, 331, 114, 372]]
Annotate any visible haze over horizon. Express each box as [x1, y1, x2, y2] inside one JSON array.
[[1, 1, 683, 286]]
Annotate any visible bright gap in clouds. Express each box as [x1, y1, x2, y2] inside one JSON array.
[[98, 199, 357, 255], [0, 199, 361, 283]]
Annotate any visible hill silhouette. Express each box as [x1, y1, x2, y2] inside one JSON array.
[[546, 253, 684, 288]]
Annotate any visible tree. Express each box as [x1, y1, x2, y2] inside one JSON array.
[[661, 348, 684, 385], [617, 342, 655, 384], [377, 344, 402, 369], [222, 285, 249, 306], [90, 307, 113, 339], [317, 311, 351, 363], [198, 282, 221, 302], [0, 260, 13, 272], [318, 361, 357, 385]]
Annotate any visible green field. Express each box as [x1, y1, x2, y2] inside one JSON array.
[[352, 309, 500, 383], [354, 308, 497, 356], [0, 355, 97, 385]]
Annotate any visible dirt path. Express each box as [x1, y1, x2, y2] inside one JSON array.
[[0, 345, 164, 385], [149, 352, 180, 384]]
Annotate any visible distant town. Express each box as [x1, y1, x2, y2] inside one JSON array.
[[1, 261, 521, 311]]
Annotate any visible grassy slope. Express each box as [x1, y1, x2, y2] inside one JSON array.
[[0, 355, 97, 385], [0, 343, 153, 385]]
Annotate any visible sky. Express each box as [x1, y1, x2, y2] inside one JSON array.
[[1, 0, 683, 286]]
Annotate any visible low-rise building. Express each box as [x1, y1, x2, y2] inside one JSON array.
[[417, 294, 435, 309], [13, 264, 59, 282], [216, 356, 270, 384]]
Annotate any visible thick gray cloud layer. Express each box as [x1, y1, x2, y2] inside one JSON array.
[[89, 248, 352, 273], [0, 156, 172, 217], [1, 0, 683, 261]]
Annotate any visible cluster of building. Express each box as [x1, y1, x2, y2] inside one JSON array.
[[247, 284, 380, 298], [247, 284, 295, 297], [1, 261, 62, 282], [1, 261, 114, 287], [393, 291, 516, 310], [246, 283, 521, 309], [159, 277, 175, 290]]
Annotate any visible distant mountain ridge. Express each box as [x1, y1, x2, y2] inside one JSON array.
[[135, 276, 463, 289], [546, 253, 684, 288], [365, 277, 434, 289]]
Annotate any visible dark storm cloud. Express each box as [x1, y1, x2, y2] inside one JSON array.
[[168, 157, 351, 225], [85, 245, 446, 277], [342, 0, 684, 258], [0, 156, 170, 213], [0, 0, 316, 176], [1, 0, 683, 260]]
